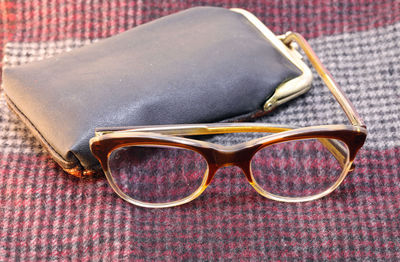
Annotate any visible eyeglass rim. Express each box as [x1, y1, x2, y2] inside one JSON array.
[[90, 124, 366, 164], [90, 124, 366, 208]]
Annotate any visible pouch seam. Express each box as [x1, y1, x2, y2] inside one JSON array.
[[4, 93, 83, 171]]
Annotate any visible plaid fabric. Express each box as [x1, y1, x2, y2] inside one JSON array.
[[1, 0, 400, 260]]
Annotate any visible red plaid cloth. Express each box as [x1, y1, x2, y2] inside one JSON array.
[[1, 0, 400, 260]]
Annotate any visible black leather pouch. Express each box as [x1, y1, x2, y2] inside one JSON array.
[[3, 7, 312, 177]]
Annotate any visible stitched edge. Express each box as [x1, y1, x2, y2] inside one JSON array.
[[3, 93, 90, 176]]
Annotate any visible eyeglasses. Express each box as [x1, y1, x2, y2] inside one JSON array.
[[89, 33, 367, 208]]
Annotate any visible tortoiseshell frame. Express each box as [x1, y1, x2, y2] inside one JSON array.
[[89, 33, 367, 208]]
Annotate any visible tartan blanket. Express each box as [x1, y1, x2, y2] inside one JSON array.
[[1, 1, 400, 260]]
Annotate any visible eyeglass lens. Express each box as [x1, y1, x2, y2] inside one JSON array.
[[108, 145, 207, 203], [251, 138, 348, 197]]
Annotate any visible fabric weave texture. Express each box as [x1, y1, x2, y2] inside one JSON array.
[[1, 0, 400, 260]]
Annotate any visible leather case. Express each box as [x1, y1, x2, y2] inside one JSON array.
[[2, 7, 312, 177]]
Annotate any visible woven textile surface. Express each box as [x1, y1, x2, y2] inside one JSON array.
[[1, 0, 400, 260]]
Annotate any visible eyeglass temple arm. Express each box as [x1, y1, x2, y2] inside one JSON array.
[[282, 32, 366, 128], [318, 138, 350, 170], [95, 124, 293, 136]]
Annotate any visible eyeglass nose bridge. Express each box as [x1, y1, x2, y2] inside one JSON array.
[[204, 148, 255, 186]]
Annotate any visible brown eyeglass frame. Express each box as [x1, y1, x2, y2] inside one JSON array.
[[89, 32, 367, 208]]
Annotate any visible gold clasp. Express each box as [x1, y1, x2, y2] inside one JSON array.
[[230, 9, 313, 113]]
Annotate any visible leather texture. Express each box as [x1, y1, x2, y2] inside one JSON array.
[[3, 7, 301, 172]]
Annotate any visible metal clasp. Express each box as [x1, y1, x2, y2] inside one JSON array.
[[262, 31, 314, 112]]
